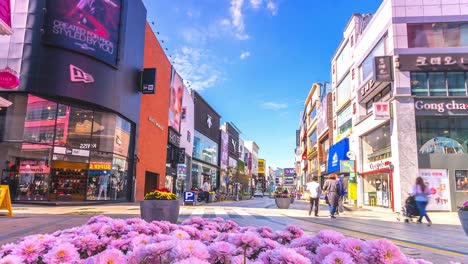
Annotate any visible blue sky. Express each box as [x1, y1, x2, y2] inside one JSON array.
[[142, 0, 383, 169]]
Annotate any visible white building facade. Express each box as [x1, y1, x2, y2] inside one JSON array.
[[331, 0, 468, 212]]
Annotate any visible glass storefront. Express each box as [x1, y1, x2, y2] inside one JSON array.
[[0, 94, 133, 202], [191, 161, 217, 190], [361, 124, 392, 165], [193, 131, 219, 166], [363, 173, 391, 208], [416, 117, 468, 154], [411, 72, 468, 96]]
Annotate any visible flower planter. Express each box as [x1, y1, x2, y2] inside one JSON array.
[[459, 210, 468, 236], [140, 200, 180, 224], [290, 197, 295, 204], [275, 197, 291, 209]]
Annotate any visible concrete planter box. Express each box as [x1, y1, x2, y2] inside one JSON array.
[[275, 197, 291, 209], [459, 210, 468, 236], [140, 200, 180, 224]]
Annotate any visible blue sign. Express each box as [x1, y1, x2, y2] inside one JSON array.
[[327, 138, 350, 173], [184, 192, 195, 202]]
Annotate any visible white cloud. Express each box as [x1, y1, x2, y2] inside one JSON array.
[[173, 47, 223, 91], [261, 102, 288, 110], [267, 1, 278, 15], [250, 0, 263, 8], [229, 0, 249, 40], [240, 51, 251, 60]]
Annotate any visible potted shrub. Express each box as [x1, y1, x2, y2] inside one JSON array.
[[459, 201, 468, 236], [274, 187, 291, 209], [140, 188, 179, 223]]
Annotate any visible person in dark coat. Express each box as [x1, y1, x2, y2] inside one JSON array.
[[323, 173, 341, 218]]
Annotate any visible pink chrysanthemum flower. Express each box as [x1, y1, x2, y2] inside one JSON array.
[[0, 243, 15, 257], [130, 234, 153, 250], [315, 230, 345, 245], [262, 238, 281, 250], [286, 225, 304, 239], [145, 240, 174, 257], [0, 255, 23, 264], [94, 248, 127, 264], [367, 239, 405, 264], [290, 236, 318, 251], [171, 230, 191, 240], [339, 238, 368, 263], [170, 240, 210, 261], [267, 247, 312, 264], [239, 232, 261, 249], [180, 225, 202, 240], [256, 226, 274, 239], [275, 230, 293, 244], [315, 243, 340, 260], [172, 256, 211, 264], [42, 243, 80, 264], [11, 238, 43, 263], [322, 251, 354, 264], [208, 241, 236, 263], [293, 246, 315, 261], [73, 233, 101, 257]]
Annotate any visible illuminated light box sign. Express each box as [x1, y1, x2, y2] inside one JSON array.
[[43, 0, 122, 65]]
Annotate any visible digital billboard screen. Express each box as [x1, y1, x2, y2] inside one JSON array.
[[43, 0, 122, 65]]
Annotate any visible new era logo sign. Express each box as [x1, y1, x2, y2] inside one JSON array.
[[70, 65, 94, 83]]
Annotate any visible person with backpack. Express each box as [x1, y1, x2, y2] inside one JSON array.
[[413, 177, 432, 226], [306, 176, 321, 216], [323, 173, 341, 218]]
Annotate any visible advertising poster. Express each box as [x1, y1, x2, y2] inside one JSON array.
[[169, 71, 184, 133], [418, 169, 451, 211], [220, 131, 228, 170], [454, 170, 468, 192], [317, 95, 328, 137], [43, 0, 122, 65], [0, 0, 12, 34]]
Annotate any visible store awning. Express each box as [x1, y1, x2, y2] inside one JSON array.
[[327, 138, 350, 173]]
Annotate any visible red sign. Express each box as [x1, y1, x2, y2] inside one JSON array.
[[0, 0, 12, 35], [0, 67, 19, 89]]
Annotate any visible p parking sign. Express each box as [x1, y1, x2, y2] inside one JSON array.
[[184, 192, 195, 203]]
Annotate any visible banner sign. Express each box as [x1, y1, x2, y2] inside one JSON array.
[[418, 169, 451, 211], [373, 102, 391, 120], [0, 185, 12, 217], [142, 68, 156, 94], [43, 0, 122, 65], [0, 0, 12, 35], [398, 53, 468, 72], [258, 159, 265, 174], [340, 160, 354, 173], [415, 98, 468, 116], [373, 56, 393, 82]]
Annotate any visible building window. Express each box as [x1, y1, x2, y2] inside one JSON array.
[[336, 73, 351, 108], [361, 124, 392, 164], [411, 72, 468, 96], [365, 86, 391, 114], [416, 117, 468, 154], [311, 107, 317, 121], [408, 22, 468, 48], [336, 41, 351, 82], [360, 38, 385, 83], [309, 130, 317, 148]]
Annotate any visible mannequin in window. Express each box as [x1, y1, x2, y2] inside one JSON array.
[[98, 171, 110, 200]]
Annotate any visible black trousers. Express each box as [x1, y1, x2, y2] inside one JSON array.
[[309, 198, 319, 215]]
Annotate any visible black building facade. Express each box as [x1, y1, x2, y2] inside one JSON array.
[[0, 0, 147, 203], [191, 91, 221, 189]]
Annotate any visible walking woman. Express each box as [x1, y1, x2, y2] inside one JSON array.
[[413, 177, 432, 226], [323, 174, 341, 218]]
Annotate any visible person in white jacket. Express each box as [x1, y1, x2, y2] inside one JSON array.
[[306, 176, 321, 216], [413, 177, 432, 226]]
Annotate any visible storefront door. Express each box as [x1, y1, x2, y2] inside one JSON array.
[[363, 173, 391, 208], [49, 161, 87, 201]]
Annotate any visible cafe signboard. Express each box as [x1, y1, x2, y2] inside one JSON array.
[[398, 53, 468, 72], [414, 98, 468, 116]]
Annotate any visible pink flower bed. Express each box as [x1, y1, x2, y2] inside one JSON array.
[[0, 215, 432, 264]]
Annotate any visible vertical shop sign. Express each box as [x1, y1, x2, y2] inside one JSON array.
[[418, 169, 451, 211], [373, 56, 393, 82]]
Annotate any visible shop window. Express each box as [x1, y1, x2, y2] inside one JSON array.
[[192, 131, 218, 166], [0, 142, 53, 201], [447, 72, 466, 96], [411, 73, 429, 96], [363, 173, 391, 208], [361, 124, 391, 164], [408, 22, 468, 48], [428, 72, 447, 96], [87, 153, 128, 201], [416, 117, 468, 154], [339, 119, 352, 135]]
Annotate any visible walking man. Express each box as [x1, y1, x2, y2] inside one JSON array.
[[306, 176, 321, 216]]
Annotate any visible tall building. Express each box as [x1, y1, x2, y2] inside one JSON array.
[[245, 141, 259, 190], [328, 0, 468, 211], [0, 0, 146, 203]]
